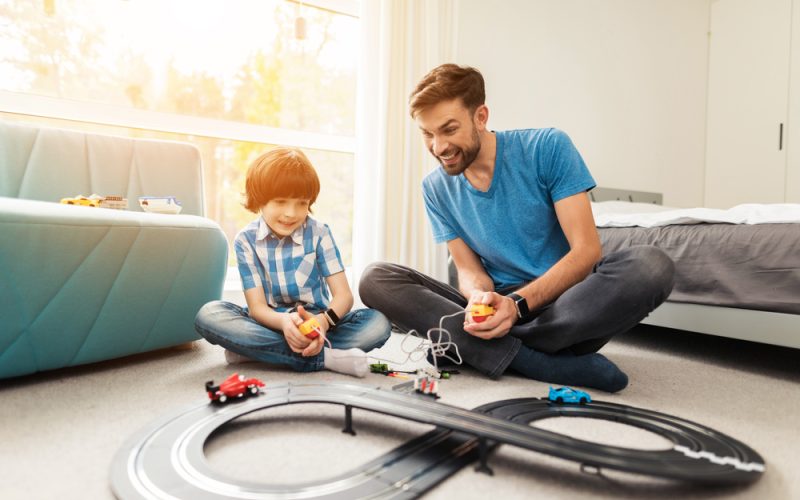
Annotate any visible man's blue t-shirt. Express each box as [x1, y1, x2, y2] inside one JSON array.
[[422, 128, 596, 289]]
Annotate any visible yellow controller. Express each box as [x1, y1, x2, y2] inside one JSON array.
[[469, 304, 495, 323], [299, 317, 322, 339]]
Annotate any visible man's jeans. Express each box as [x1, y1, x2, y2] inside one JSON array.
[[194, 301, 392, 372], [358, 246, 675, 379]]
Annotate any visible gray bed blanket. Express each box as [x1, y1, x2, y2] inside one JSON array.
[[598, 223, 800, 314]]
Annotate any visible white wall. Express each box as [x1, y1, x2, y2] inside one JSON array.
[[455, 0, 711, 207]]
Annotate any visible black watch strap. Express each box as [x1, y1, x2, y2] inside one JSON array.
[[324, 308, 340, 328], [508, 293, 529, 319]]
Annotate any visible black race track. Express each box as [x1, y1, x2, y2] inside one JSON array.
[[110, 381, 765, 499]]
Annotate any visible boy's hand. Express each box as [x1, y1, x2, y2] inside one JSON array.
[[463, 290, 517, 339], [297, 305, 328, 357], [282, 311, 312, 353]]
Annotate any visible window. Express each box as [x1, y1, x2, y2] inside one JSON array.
[[0, 0, 358, 265]]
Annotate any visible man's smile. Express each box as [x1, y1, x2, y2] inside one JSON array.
[[439, 150, 460, 165]]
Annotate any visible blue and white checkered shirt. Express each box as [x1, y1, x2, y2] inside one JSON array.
[[234, 216, 345, 312]]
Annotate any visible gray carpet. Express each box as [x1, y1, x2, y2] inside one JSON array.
[[1, 324, 798, 500]]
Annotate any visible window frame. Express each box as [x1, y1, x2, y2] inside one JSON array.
[[0, 90, 355, 154]]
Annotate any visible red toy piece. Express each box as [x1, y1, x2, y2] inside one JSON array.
[[299, 317, 322, 339], [206, 373, 265, 403], [413, 375, 440, 398], [469, 303, 495, 323]]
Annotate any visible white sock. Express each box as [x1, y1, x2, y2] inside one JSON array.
[[323, 347, 368, 378], [225, 349, 256, 364]]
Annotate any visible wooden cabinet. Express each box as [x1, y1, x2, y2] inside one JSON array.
[[788, 0, 800, 202], [704, 0, 795, 207]]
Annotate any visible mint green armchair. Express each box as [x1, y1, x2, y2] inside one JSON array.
[[0, 121, 228, 378]]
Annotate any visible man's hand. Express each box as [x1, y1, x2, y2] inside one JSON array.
[[463, 290, 518, 339]]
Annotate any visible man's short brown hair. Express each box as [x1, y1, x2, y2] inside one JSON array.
[[242, 147, 320, 213], [409, 63, 485, 118]]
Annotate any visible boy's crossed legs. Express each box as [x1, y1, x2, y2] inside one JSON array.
[[194, 301, 391, 377]]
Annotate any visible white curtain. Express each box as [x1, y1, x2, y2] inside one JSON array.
[[352, 0, 458, 294]]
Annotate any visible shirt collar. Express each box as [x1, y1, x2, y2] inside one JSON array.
[[256, 217, 306, 245]]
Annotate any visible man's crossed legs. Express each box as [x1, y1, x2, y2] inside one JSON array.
[[358, 246, 674, 392]]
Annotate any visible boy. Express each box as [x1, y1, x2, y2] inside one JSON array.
[[195, 147, 391, 377]]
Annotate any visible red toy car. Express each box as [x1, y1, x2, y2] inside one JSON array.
[[205, 373, 265, 403]]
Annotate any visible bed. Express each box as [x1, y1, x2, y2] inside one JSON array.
[[590, 188, 800, 349]]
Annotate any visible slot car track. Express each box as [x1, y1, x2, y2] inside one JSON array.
[[110, 382, 764, 499]]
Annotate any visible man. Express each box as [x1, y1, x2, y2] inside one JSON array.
[[359, 64, 674, 392]]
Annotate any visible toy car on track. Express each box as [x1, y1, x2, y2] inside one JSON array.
[[206, 373, 265, 403], [414, 375, 440, 399], [548, 386, 591, 404]]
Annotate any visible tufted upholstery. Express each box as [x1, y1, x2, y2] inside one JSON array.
[[0, 121, 205, 215], [0, 121, 228, 379]]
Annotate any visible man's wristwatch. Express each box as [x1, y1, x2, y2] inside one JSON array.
[[507, 293, 529, 319], [323, 308, 340, 329]]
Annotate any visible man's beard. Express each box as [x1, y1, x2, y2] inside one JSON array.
[[434, 127, 481, 176]]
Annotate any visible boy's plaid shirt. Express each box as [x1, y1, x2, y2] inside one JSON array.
[[234, 216, 344, 312]]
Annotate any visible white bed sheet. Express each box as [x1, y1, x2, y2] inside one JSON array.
[[592, 202, 800, 228]]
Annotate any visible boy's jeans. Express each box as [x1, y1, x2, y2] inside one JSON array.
[[358, 246, 675, 379], [194, 302, 392, 372]]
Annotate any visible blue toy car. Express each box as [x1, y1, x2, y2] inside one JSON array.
[[548, 386, 591, 404]]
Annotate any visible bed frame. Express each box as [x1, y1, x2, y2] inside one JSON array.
[[590, 187, 663, 205], [641, 302, 799, 349], [592, 187, 800, 350]]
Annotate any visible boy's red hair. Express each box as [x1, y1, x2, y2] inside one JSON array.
[[243, 147, 320, 213]]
